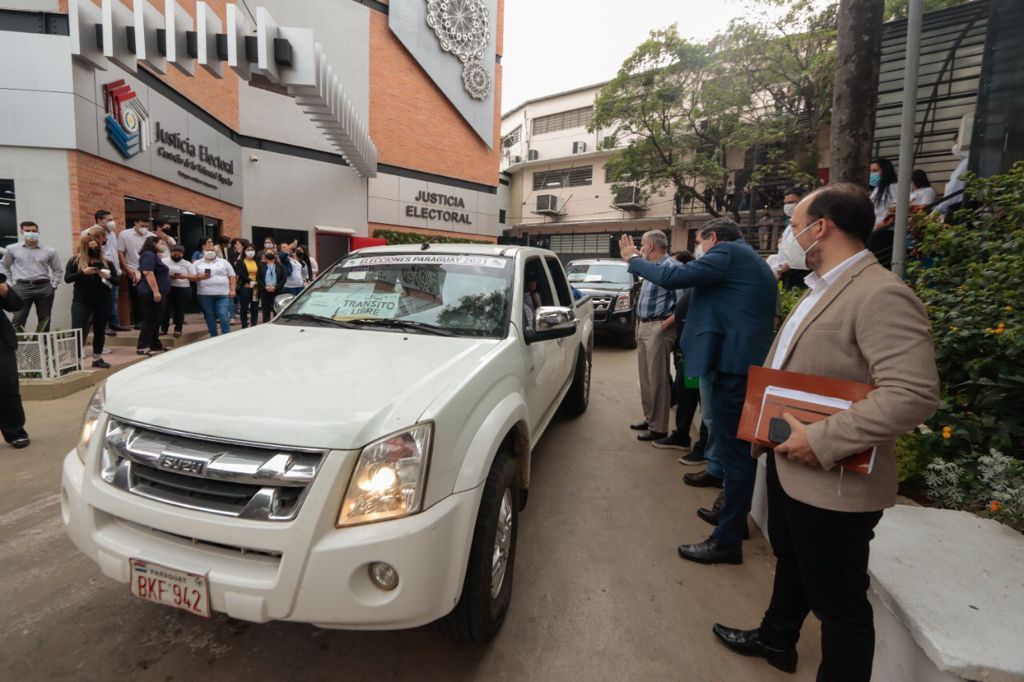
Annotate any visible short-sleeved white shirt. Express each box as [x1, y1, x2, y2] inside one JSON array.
[[163, 256, 196, 289], [195, 257, 235, 296], [118, 229, 175, 271]]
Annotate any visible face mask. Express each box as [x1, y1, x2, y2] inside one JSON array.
[[783, 203, 796, 218], [88, 247, 101, 257], [693, 244, 705, 259], [23, 232, 39, 243], [171, 255, 183, 262], [106, 220, 116, 230], [868, 172, 881, 188], [204, 250, 216, 260], [245, 250, 256, 258], [778, 221, 821, 271], [136, 226, 148, 235]]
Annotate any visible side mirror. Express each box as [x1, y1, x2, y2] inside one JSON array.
[[273, 294, 296, 316], [526, 306, 577, 344]]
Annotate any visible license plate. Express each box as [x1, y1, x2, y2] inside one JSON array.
[[129, 558, 210, 618]]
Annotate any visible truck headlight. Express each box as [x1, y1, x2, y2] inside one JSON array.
[[614, 293, 631, 312], [76, 383, 105, 463], [337, 423, 432, 527]]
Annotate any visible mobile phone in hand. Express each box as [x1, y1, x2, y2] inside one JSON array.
[[768, 417, 792, 444]]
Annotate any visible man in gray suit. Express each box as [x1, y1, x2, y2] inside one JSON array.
[[712, 184, 940, 681]]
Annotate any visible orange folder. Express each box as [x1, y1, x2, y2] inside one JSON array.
[[739, 366, 877, 475]]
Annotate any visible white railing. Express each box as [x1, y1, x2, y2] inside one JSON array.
[[15, 329, 83, 379]]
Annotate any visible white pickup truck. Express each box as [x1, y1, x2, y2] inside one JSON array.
[[61, 244, 593, 642]]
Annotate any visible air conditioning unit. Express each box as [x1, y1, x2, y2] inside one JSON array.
[[572, 141, 587, 155], [536, 194, 561, 215], [511, 155, 522, 164], [613, 186, 644, 210], [527, 149, 539, 161]]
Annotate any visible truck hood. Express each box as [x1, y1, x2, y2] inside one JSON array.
[[574, 283, 630, 294], [103, 324, 500, 450]]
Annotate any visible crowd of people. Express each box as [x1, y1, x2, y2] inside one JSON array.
[[620, 182, 939, 681], [0, 210, 322, 366]]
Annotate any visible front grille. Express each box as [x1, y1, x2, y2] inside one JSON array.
[[101, 419, 325, 521], [592, 296, 613, 322]]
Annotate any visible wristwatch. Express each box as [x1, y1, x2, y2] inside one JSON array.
[[629, 253, 641, 260]]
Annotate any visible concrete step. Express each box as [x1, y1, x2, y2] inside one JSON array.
[[102, 327, 210, 348], [21, 351, 148, 401]]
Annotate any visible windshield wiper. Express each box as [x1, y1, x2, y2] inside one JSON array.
[[346, 318, 454, 336], [277, 312, 357, 329]]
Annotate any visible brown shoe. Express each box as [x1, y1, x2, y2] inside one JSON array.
[[683, 470, 724, 488]]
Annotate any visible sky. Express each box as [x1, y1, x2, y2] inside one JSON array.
[[500, 0, 764, 113]]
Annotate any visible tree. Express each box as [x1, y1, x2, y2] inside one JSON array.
[[829, 0, 885, 184], [719, 0, 838, 188], [589, 26, 748, 218]]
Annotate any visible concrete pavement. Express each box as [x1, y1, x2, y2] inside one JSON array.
[[0, 346, 820, 681]]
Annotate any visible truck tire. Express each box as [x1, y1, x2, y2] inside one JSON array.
[[438, 451, 518, 643], [560, 344, 591, 417], [620, 315, 638, 349]]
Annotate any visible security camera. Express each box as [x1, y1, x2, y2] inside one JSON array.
[[249, 154, 259, 162]]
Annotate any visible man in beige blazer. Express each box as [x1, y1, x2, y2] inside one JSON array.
[[712, 184, 940, 681]]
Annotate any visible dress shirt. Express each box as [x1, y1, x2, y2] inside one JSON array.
[[771, 250, 871, 370], [635, 254, 680, 320], [94, 226, 121, 277], [0, 242, 63, 287], [910, 187, 936, 207], [118, 229, 175, 271]]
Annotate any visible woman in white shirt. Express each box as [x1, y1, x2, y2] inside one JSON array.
[[868, 158, 898, 228], [195, 247, 237, 337], [909, 169, 937, 208]]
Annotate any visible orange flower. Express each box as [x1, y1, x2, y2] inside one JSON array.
[[990, 500, 1001, 513], [942, 426, 953, 440], [1005, 306, 1014, 313]]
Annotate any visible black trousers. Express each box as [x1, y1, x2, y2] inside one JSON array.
[[672, 361, 700, 441], [126, 275, 143, 327], [260, 290, 278, 323], [161, 287, 191, 333], [760, 454, 883, 682], [71, 297, 110, 357], [137, 292, 167, 351], [0, 350, 27, 442], [238, 286, 258, 328]]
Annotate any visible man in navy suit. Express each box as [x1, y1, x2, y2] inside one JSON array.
[[621, 218, 777, 564]]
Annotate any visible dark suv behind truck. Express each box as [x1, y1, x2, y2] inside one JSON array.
[[567, 259, 641, 348]]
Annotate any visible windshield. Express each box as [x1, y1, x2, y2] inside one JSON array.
[[279, 253, 514, 338], [566, 262, 632, 285]]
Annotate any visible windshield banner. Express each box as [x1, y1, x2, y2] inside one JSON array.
[[343, 254, 508, 269]]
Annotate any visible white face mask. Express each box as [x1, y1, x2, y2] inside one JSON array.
[[106, 220, 116, 231], [135, 226, 147, 235], [23, 231, 39, 243], [783, 203, 796, 218], [778, 221, 820, 271], [245, 250, 256, 258], [204, 250, 217, 260], [693, 244, 705, 259]]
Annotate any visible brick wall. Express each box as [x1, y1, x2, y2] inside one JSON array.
[[369, 4, 502, 188], [369, 222, 497, 243], [67, 150, 242, 236]]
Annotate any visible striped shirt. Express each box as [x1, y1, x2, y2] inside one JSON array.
[[636, 255, 680, 320]]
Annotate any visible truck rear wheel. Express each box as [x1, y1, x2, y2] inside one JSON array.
[[439, 451, 518, 643]]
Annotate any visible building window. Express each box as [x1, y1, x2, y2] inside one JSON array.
[[547, 233, 611, 256], [499, 209, 506, 224], [532, 107, 594, 136], [532, 166, 593, 190], [0, 180, 16, 250], [501, 126, 521, 149]]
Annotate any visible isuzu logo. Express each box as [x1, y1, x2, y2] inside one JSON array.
[[157, 455, 206, 476]]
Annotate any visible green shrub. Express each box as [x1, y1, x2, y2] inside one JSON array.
[[372, 229, 493, 246], [906, 161, 1024, 528]]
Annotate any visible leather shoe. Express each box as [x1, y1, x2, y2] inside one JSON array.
[[697, 507, 750, 539], [683, 470, 724, 488], [10, 436, 30, 449], [637, 430, 668, 442], [712, 624, 798, 673], [677, 538, 742, 565], [630, 420, 649, 431]]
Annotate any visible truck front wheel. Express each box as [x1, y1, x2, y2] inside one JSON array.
[[439, 452, 518, 643]]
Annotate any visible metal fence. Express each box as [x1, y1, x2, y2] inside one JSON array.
[[15, 329, 83, 380]]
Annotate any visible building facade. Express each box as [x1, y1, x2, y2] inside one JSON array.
[[0, 0, 504, 328]]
